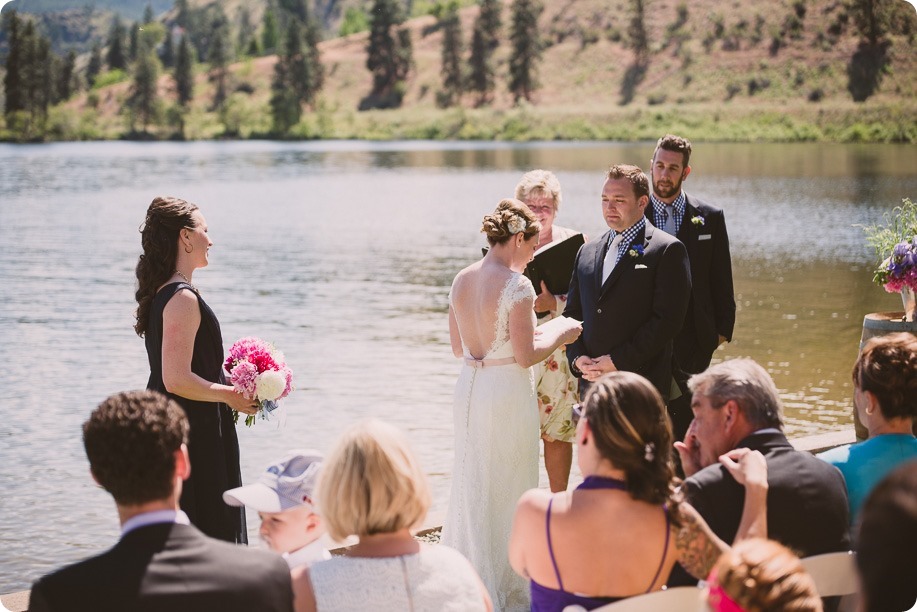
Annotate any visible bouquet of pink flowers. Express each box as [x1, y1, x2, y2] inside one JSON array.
[[224, 337, 293, 427]]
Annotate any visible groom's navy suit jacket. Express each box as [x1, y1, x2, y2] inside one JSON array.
[[647, 193, 736, 376], [564, 220, 691, 398]]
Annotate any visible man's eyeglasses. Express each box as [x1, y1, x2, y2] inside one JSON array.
[[572, 403, 584, 426]]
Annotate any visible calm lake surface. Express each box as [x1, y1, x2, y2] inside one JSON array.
[[0, 140, 914, 592]]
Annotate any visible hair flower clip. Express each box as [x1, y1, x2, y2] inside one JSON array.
[[691, 215, 705, 226], [507, 216, 526, 235], [644, 442, 655, 462], [628, 244, 645, 259]]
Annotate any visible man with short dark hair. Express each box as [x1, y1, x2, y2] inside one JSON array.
[[564, 164, 691, 399], [646, 134, 736, 440], [669, 359, 850, 586], [29, 390, 294, 612]]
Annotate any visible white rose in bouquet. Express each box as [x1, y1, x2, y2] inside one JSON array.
[[255, 370, 287, 402]]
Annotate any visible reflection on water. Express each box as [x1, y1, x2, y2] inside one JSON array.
[[0, 140, 913, 592]]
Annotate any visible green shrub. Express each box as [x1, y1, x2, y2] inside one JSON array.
[[92, 69, 129, 90]]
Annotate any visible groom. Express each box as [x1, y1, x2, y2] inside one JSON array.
[[564, 164, 691, 401]]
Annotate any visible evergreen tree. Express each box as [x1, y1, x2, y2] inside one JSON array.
[[129, 48, 160, 132], [2, 10, 25, 119], [160, 26, 175, 68], [364, 0, 411, 107], [849, 0, 892, 45], [262, 8, 280, 54], [628, 0, 649, 59], [468, 0, 501, 105], [56, 50, 77, 102], [508, 0, 543, 103], [107, 17, 127, 70], [174, 34, 194, 106], [129, 21, 140, 62], [175, 0, 191, 29], [207, 26, 229, 109], [438, 5, 463, 107], [87, 42, 103, 86], [143, 3, 155, 25], [269, 60, 301, 133], [237, 6, 256, 55]]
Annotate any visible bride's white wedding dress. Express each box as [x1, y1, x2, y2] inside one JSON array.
[[442, 272, 539, 612]]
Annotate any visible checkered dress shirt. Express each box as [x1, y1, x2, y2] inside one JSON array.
[[650, 191, 686, 235], [608, 217, 646, 268]]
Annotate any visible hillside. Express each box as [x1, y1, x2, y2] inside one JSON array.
[[12, 0, 917, 142]]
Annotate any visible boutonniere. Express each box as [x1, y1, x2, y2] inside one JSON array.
[[628, 244, 645, 259], [691, 215, 705, 226]]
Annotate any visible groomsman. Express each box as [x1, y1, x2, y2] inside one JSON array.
[[564, 164, 691, 401], [646, 135, 736, 440]]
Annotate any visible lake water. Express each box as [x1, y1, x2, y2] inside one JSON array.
[[0, 140, 914, 592]]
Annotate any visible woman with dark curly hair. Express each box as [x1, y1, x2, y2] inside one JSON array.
[[509, 371, 768, 611], [135, 196, 258, 543]]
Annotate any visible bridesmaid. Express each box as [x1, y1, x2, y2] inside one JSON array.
[[134, 196, 259, 543]]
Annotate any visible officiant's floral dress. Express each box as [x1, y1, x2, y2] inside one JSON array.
[[533, 225, 580, 444]]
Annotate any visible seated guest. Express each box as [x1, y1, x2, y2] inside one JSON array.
[[29, 390, 293, 612], [706, 538, 822, 612], [508, 371, 769, 611], [671, 359, 850, 586], [819, 333, 917, 525], [291, 419, 492, 612], [224, 450, 330, 569], [856, 460, 917, 612]]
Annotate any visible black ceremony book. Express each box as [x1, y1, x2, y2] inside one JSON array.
[[481, 233, 585, 296]]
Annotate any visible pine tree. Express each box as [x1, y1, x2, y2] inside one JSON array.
[[87, 42, 103, 86], [57, 50, 76, 102], [438, 5, 463, 107], [508, 0, 543, 103], [2, 10, 25, 119], [207, 26, 229, 109], [174, 34, 194, 106], [628, 0, 649, 59], [107, 17, 127, 70], [262, 8, 280, 54], [468, 0, 501, 105], [160, 26, 175, 68], [237, 6, 256, 55], [129, 21, 140, 62], [364, 0, 410, 107], [143, 3, 155, 25], [269, 60, 301, 134], [849, 0, 892, 45], [129, 48, 160, 132]]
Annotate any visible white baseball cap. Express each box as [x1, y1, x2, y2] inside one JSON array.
[[223, 449, 323, 513]]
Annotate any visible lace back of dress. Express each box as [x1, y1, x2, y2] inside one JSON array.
[[488, 273, 536, 357]]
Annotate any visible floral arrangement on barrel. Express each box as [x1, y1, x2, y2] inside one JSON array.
[[861, 197, 917, 322], [224, 337, 294, 426]]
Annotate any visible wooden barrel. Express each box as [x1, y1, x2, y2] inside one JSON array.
[[853, 312, 917, 440]]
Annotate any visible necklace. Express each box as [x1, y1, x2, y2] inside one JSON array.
[[174, 270, 197, 292]]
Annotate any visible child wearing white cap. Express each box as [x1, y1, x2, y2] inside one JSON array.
[[223, 450, 331, 569]]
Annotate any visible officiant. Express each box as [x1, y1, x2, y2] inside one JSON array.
[[515, 170, 587, 493]]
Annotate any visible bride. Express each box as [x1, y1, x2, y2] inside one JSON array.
[[442, 199, 582, 611]]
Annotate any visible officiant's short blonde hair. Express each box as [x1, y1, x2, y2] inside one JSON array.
[[317, 419, 430, 541], [515, 169, 563, 211]]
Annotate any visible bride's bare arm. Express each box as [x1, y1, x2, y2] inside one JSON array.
[[449, 304, 464, 358], [508, 297, 579, 367]]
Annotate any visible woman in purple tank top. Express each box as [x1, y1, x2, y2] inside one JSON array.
[[509, 372, 769, 611]]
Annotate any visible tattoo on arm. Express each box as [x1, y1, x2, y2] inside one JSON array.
[[675, 505, 728, 580]]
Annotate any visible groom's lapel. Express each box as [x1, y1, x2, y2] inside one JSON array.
[[593, 231, 613, 296], [599, 224, 647, 299]]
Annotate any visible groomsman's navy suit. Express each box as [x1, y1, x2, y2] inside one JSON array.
[[564, 220, 691, 399], [648, 194, 736, 377]]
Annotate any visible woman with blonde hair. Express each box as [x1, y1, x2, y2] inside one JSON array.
[[292, 419, 492, 612], [509, 372, 768, 611], [706, 538, 822, 612]]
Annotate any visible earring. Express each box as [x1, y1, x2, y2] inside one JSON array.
[[184, 244, 193, 254]]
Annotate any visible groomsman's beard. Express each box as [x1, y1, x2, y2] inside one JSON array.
[[653, 177, 682, 200]]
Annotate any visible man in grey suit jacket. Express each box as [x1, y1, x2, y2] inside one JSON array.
[[29, 390, 293, 612], [646, 134, 736, 440], [564, 164, 691, 399]]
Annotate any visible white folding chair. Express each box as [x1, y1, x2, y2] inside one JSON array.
[[800, 550, 859, 612], [577, 586, 706, 612]]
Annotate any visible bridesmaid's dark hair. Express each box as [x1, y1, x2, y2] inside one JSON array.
[[481, 198, 541, 246], [581, 372, 683, 525], [134, 196, 199, 337]]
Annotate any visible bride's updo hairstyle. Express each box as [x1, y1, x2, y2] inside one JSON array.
[[134, 196, 199, 337], [581, 372, 683, 524], [481, 198, 541, 246]]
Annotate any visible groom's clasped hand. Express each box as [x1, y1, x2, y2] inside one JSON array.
[[577, 355, 616, 381]]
